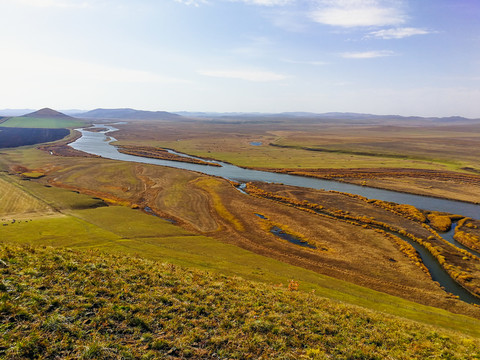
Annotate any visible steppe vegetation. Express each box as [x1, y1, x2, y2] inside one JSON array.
[[117, 145, 220, 166], [2, 113, 480, 357], [244, 182, 480, 299], [2, 145, 480, 318], [111, 119, 480, 203], [3, 244, 480, 359], [455, 218, 480, 252]]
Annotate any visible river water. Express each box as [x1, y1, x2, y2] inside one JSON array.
[[71, 125, 480, 219], [70, 125, 480, 304]]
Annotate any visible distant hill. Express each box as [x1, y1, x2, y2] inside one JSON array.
[[0, 108, 84, 129], [176, 111, 479, 125], [23, 108, 73, 119], [77, 108, 183, 121]]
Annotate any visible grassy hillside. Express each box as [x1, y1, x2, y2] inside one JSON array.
[[0, 117, 85, 129], [2, 244, 480, 359]]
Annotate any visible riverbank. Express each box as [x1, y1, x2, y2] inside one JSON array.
[[100, 138, 480, 206], [243, 167, 480, 205]]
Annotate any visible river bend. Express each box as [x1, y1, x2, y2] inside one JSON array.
[[69, 125, 480, 304]]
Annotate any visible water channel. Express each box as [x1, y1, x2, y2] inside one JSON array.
[[70, 125, 480, 304]]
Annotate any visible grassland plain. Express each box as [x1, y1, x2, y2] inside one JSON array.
[[0, 116, 85, 129], [1, 150, 480, 338], [244, 182, 480, 300], [109, 119, 480, 203], [2, 147, 480, 320], [2, 245, 480, 359], [43, 158, 456, 302], [110, 120, 480, 171], [39, 150, 480, 311]]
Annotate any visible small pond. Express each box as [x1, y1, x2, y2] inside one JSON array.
[[270, 226, 317, 249]]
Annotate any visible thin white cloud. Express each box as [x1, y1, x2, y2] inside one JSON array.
[[199, 69, 289, 81], [341, 50, 394, 58], [11, 0, 91, 8], [175, 0, 294, 7], [310, 0, 406, 27], [368, 27, 432, 39], [0, 50, 189, 85]]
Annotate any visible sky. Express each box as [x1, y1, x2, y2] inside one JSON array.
[[0, 0, 479, 117]]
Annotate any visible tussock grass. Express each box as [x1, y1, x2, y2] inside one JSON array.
[[427, 213, 453, 232], [2, 244, 480, 359]]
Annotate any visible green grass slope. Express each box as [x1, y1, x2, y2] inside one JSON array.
[[2, 244, 480, 359], [0, 117, 85, 129]]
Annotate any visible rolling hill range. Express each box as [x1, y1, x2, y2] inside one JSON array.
[[175, 111, 479, 124], [77, 108, 184, 121], [0, 109, 35, 117]]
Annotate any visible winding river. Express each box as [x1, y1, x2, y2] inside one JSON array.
[[70, 125, 480, 304]]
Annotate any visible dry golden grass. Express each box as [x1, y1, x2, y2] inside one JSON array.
[[3, 244, 480, 359], [192, 177, 244, 232], [2, 131, 480, 319], [428, 213, 453, 232], [455, 218, 480, 252], [0, 175, 54, 219], [246, 181, 480, 304]]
